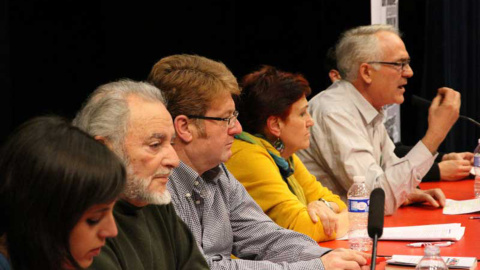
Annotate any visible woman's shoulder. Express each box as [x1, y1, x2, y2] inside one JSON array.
[[232, 136, 269, 155], [291, 153, 305, 165]]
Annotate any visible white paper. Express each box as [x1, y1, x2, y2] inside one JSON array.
[[381, 223, 465, 241], [337, 223, 465, 241], [388, 255, 477, 269], [443, 198, 480, 215]]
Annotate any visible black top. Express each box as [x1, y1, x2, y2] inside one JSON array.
[[88, 200, 209, 270]]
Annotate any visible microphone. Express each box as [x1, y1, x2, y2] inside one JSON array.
[[411, 94, 432, 108], [411, 95, 480, 128], [368, 188, 385, 270]]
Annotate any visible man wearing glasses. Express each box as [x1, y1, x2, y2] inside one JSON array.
[[297, 24, 461, 215], [323, 46, 473, 184], [148, 54, 371, 269]]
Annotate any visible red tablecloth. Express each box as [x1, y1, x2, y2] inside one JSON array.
[[320, 180, 480, 267]]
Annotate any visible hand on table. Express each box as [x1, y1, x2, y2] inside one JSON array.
[[402, 188, 446, 208], [320, 248, 370, 270], [438, 159, 472, 181], [307, 200, 338, 237], [442, 152, 474, 164]]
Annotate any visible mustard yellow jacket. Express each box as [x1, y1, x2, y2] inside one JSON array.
[[226, 134, 346, 242]]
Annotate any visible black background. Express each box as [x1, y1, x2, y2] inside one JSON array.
[[2, 0, 479, 152]]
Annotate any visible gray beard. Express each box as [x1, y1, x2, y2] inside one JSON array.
[[117, 146, 172, 205], [123, 170, 172, 205]]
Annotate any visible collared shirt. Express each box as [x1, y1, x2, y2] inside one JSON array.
[[297, 80, 436, 215], [168, 161, 330, 269]]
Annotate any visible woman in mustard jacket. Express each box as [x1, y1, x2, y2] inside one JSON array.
[[226, 66, 348, 242]]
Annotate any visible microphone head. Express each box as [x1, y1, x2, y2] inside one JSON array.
[[368, 188, 385, 238], [411, 95, 432, 109]]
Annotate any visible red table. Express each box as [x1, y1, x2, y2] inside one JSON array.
[[320, 180, 480, 261]]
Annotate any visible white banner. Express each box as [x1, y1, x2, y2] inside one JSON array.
[[371, 0, 401, 143], [371, 0, 399, 28]]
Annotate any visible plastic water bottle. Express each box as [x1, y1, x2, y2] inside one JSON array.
[[473, 139, 480, 198], [415, 245, 448, 270], [474, 155, 480, 198], [347, 175, 372, 252]]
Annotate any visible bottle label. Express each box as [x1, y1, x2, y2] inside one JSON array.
[[348, 198, 369, 213], [475, 155, 480, 167]]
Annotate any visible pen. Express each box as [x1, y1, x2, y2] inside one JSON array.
[[407, 241, 453, 247], [469, 216, 480, 219]]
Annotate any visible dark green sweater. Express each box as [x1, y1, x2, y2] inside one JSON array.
[[89, 200, 209, 270]]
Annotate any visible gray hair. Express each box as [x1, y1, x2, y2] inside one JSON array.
[[336, 24, 400, 82], [73, 79, 166, 152]]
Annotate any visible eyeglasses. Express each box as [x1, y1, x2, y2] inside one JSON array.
[[187, 110, 239, 128], [367, 59, 411, 72]]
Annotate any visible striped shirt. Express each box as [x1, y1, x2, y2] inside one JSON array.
[[168, 161, 329, 269]]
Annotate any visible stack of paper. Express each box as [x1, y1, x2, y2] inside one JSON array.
[[380, 223, 465, 241], [337, 223, 465, 241], [387, 255, 477, 269], [443, 198, 480, 215]]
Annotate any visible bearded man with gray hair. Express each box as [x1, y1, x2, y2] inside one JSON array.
[[297, 24, 462, 215], [73, 79, 208, 269]]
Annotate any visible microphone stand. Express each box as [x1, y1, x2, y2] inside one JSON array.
[[371, 234, 379, 270], [368, 188, 385, 270], [459, 115, 480, 128], [412, 95, 480, 127]]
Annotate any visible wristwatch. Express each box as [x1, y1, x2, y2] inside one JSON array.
[[318, 198, 334, 211]]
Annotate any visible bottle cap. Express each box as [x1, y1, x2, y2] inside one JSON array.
[[353, 175, 365, 183], [424, 244, 440, 255]]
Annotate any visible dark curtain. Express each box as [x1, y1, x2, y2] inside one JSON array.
[[3, 0, 479, 153], [5, 1, 107, 140], [0, 0, 11, 143], [403, 0, 480, 152], [1, 0, 369, 142], [440, 0, 480, 152]]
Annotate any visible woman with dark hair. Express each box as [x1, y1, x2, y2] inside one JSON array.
[[226, 66, 348, 242], [0, 116, 126, 269]]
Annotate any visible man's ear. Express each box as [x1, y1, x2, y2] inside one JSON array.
[[94, 135, 115, 150], [358, 63, 373, 84], [173, 115, 193, 143], [266, 115, 282, 138], [329, 69, 342, 83]]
